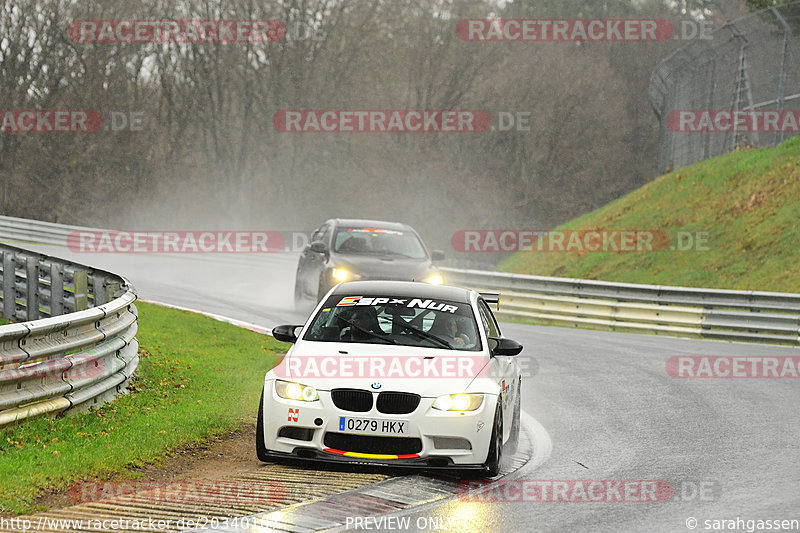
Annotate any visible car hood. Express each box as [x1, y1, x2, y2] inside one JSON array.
[[332, 255, 435, 281], [269, 341, 490, 397]]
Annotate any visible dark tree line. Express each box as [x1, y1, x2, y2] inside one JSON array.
[[0, 0, 752, 249]]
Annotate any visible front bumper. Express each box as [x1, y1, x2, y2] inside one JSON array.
[[260, 382, 498, 468], [258, 448, 491, 471]]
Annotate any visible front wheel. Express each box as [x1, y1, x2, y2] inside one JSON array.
[[256, 390, 270, 462], [483, 402, 503, 477]]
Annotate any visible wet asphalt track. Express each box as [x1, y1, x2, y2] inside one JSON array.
[[16, 245, 800, 533]]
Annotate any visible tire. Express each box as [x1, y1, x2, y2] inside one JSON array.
[[256, 390, 271, 462], [483, 401, 503, 477], [508, 379, 521, 455]]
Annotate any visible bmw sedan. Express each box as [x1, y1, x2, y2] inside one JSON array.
[[257, 280, 523, 476]]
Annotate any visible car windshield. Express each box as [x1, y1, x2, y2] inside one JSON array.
[[332, 227, 427, 260], [303, 294, 481, 351]]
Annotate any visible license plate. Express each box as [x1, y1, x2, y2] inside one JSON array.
[[338, 416, 410, 436]]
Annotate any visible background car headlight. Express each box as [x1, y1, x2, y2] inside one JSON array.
[[275, 380, 319, 402], [432, 393, 483, 411], [424, 273, 445, 285], [331, 268, 361, 282]]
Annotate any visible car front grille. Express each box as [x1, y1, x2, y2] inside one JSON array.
[[324, 433, 423, 455], [376, 391, 421, 414], [331, 388, 373, 412]]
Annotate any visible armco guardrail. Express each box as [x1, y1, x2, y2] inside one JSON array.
[[0, 243, 138, 428], [0, 214, 95, 246], [442, 268, 800, 346]]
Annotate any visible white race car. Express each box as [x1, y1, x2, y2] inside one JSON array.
[[257, 280, 523, 476]]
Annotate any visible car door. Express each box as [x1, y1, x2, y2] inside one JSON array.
[[477, 299, 517, 440]]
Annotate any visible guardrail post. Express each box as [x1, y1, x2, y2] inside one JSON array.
[[92, 274, 107, 306], [106, 281, 121, 302], [50, 262, 64, 316], [1, 250, 11, 320], [73, 270, 88, 311], [25, 256, 39, 321]]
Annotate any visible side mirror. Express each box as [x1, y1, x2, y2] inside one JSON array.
[[272, 324, 303, 343], [431, 250, 446, 261], [488, 337, 522, 356], [310, 242, 327, 254]]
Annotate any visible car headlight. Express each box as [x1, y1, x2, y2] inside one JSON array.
[[424, 273, 445, 285], [331, 268, 361, 282], [275, 380, 319, 402], [432, 393, 483, 411]]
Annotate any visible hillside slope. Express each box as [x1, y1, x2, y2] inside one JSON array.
[[499, 137, 800, 293]]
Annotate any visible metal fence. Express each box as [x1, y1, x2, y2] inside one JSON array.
[[442, 268, 800, 346], [650, 2, 800, 173], [0, 243, 139, 428]]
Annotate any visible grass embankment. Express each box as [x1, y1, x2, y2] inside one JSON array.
[[499, 137, 800, 293], [0, 302, 286, 514]]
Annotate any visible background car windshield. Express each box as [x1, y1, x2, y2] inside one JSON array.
[[304, 295, 481, 351], [333, 228, 427, 259]]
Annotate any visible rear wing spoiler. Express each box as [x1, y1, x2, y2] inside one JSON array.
[[479, 292, 500, 310]]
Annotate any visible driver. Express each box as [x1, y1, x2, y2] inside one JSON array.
[[341, 307, 379, 341], [432, 314, 469, 347]]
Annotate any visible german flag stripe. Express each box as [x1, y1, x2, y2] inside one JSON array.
[[323, 448, 420, 459]]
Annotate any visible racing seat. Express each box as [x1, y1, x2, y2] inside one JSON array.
[[338, 306, 382, 341]]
